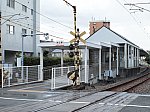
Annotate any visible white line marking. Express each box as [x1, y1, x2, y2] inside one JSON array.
[[0, 97, 43, 102], [8, 89, 47, 93], [49, 100, 90, 104], [70, 101, 90, 104], [99, 103, 150, 108], [49, 100, 62, 103], [20, 84, 48, 90], [140, 95, 150, 97]]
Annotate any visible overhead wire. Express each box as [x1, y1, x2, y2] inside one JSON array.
[[1, 7, 71, 41], [0, 16, 67, 40], [123, 0, 150, 37], [1, 4, 72, 39], [15, 0, 74, 30], [115, 0, 150, 38], [1, 15, 70, 40]]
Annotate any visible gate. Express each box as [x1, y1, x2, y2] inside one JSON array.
[[2, 65, 41, 87], [51, 65, 85, 90]]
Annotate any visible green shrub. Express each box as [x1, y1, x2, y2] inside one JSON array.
[[24, 56, 74, 67]]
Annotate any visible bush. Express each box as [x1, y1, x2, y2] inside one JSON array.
[[24, 56, 74, 67]]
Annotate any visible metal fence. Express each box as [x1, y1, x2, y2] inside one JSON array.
[[2, 65, 41, 87], [51, 65, 85, 90]]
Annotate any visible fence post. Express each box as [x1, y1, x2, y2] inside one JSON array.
[[2, 67, 3, 88], [38, 65, 40, 81], [8, 72, 10, 87], [51, 68, 54, 90], [54, 68, 56, 89], [79, 65, 81, 82], [26, 67, 28, 83], [68, 67, 70, 85]]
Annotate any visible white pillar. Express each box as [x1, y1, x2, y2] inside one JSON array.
[[99, 48, 102, 80], [61, 49, 64, 67], [124, 43, 127, 68], [40, 48, 43, 81], [109, 47, 111, 76], [84, 46, 89, 83], [137, 49, 139, 66], [128, 44, 130, 68], [116, 47, 119, 76], [136, 48, 139, 67], [134, 48, 136, 67], [131, 46, 134, 67], [61, 49, 64, 76]]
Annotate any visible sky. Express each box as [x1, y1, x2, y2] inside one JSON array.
[[40, 0, 150, 50]]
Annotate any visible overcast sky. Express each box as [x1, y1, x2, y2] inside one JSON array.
[[40, 0, 150, 50]]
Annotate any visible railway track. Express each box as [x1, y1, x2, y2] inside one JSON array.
[[103, 72, 150, 92]]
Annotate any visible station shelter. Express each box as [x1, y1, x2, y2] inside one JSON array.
[[38, 41, 119, 86], [38, 26, 148, 87], [86, 26, 145, 78]]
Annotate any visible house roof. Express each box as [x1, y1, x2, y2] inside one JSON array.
[[86, 26, 139, 48]]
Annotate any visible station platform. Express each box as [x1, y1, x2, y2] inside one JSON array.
[[0, 83, 150, 112]]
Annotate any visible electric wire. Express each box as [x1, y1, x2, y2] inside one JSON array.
[[115, 0, 150, 38], [1, 16, 66, 40], [15, 0, 74, 30], [1, 9, 72, 38], [1, 10, 71, 40]]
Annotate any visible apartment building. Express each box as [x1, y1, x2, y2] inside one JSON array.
[[0, 0, 40, 66]]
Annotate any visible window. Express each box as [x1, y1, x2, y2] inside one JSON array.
[[7, 0, 15, 8], [31, 9, 33, 15], [22, 28, 27, 34], [22, 5, 27, 12], [7, 25, 15, 34]]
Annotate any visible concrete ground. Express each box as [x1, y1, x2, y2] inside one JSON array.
[[0, 82, 150, 112]]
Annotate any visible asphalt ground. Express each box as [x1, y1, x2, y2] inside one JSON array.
[[0, 82, 150, 112]]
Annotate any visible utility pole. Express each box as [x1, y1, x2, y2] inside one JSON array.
[[63, 0, 86, 86]]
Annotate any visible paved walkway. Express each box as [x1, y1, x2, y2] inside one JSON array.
[[0, 83, 150, 112]]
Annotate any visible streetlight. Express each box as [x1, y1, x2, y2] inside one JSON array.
[[21, 33, 49, 81]]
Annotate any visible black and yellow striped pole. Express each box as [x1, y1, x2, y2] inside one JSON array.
[[0, 12, 2, 88], [63, 0, 86, 86]]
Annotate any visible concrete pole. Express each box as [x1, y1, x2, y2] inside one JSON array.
[[109, 47, 111, 77], [99, 48, 102, 80], [117, 47, 119, 76], [84, 46, 88, 83], [40, 48, 43, 81], [33, 0, 37, 56], [137, 49, 139, 66], [131, 46, 134, 67], [134, 48, 136, 67], [124, 43, 127, 68], [61, 49, 64, 76], [21, 35, 24, 80], [128, 44, 129, 68], [136, 48, 138, 67]]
